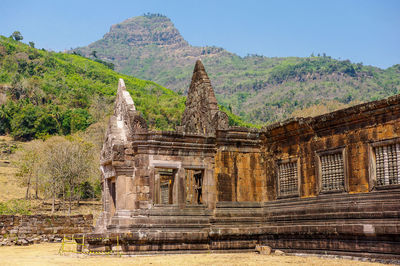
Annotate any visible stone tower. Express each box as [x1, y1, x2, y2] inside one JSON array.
[[181, 60, 228, 134]]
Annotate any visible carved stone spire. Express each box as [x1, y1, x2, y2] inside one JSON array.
[[181, 60, 228, 135]]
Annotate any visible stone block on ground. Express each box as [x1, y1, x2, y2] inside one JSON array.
[[274, 249, 285, 255], [255, 244, 272, 255]]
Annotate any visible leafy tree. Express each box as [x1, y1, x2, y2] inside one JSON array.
[[28, 41, 35, 48], [10, 104, 41, 140], [79, 181, 95, 199], [34, 113, 59, 138], [90, 50, 97, 58], [61, 109, 93, 134], [0, 101, 17, 134], [11, 31, 23, 41]]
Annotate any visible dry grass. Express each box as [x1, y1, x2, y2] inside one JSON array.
[[0, 243, 390, 266], [0, 135, 13, 142], [0, 135, 24, 202], [0, 162, 23, 202]]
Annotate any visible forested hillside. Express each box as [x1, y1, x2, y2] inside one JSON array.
[[0, 35, 252, 141], [73, 14, 400, 124], [0, 35, 187, 140]]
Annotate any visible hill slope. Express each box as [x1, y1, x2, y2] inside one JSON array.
[[0, 35, 188, 140], [73, 14, 400, 124]]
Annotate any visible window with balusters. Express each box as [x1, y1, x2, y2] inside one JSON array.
[[277, 159, 299, 197], [374, 143, 400, 187], [316, 148, 347, 193]]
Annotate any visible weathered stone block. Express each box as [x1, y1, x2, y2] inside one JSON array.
[[255, 244, 272, 255]]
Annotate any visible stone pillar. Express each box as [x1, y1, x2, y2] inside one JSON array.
[[131, 154, 151, 210], [204, 167, 216, 210], [116, 175, 127, 210], [153, 170, 160, 204], [102, 178, 112, 224], [176, 167, 185, 208], [112, 175, 132, 225]]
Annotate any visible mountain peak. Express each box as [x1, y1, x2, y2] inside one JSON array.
[[104, 14, 188, 47]]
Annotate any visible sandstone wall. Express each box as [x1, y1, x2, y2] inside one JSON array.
[[264, 95, 400, 200], [0, 214, 93, 237], [215, 151, 265, 202]]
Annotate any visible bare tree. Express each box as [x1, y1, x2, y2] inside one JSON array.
[[13, 133, 99, 215], [42, 136, 94, 214], [13, 140, 43, 199]]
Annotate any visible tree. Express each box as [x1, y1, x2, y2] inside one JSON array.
[[11, 104, 40, 140], [11, 31, 23, 41], [13, 140, 43, 199], [90, 50, 97, 58], [29, 41, 35, 48], [42, 136, 94, 214], [61, 108, 93, 134]]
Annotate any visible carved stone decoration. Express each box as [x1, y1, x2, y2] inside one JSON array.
[[212, 110, 229, 131], [130, 112, 148, 132], [181, 60, 222, 135]]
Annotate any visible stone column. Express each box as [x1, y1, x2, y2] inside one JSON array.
[[116, 175, 127, 210], [111, 175, 132, 226], [176, 167, 186, 208], [131, 154, 151, 209], [204, 167, 216, 210], [153, 170, 160, 204]]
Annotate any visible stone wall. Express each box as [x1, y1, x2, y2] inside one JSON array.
[[214, 128, 265, 202], [264, 95, 400, 199], [215, 151, 265, 202], [0, 214, 93, 238], [76, 189, 400, 258]]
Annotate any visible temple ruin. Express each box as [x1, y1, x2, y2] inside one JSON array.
[[77, 60, 400, 258]]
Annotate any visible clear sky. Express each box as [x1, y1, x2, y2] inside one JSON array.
[[1, 0, 399, 69]]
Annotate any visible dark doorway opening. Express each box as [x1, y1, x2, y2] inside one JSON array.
[[154, 168, 176, 204], [185, 169, 203, 204]]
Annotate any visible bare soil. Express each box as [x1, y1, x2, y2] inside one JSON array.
[[0, 243, 390, 266]]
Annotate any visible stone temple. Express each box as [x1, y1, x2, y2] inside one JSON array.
[[77, 60, 400, 258]]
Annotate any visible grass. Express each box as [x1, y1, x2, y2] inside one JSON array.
[[0, 162, 22, 202], [0, 243, 388, 266]]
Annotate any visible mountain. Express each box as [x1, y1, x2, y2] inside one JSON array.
[[73, 14, 400, 124]]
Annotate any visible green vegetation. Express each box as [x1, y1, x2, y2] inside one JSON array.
[[73, 15, 400, 124], [0, 35, 187, 140], [0, 35, 250, 141], [10, 31, 23, 42], [0, 199, 31, 215]]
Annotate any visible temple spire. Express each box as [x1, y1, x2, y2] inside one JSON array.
[[181, 60, 227, 135]]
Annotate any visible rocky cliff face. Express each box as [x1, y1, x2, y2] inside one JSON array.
[[104, 16, 188, 47], [73, 15, 400, 125]]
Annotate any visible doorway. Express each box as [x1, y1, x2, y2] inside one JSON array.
[[154, 168, 176, 204], [185, 169, 203, 205]]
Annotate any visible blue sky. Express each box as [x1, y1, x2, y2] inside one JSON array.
[[1, 0, 399, 68]]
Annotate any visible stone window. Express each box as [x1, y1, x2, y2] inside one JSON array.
[[154, 168, 176, 205], [370, 139, 400, 188], [277, 159, 299, 197], [185, 169, 203, 204], [316, 147, 347, 193]]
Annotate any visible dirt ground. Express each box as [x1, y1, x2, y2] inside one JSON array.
[[0, 243, 390, 266]]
